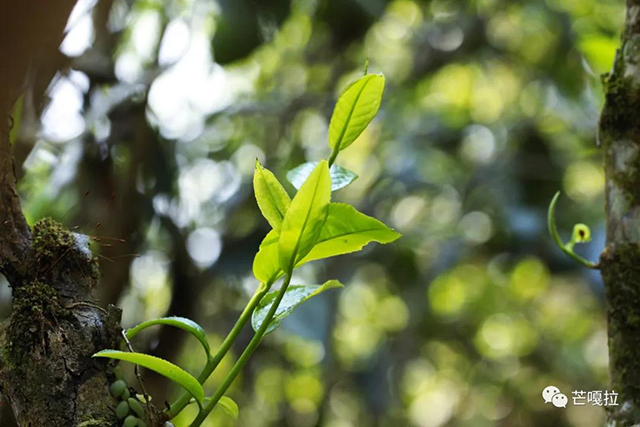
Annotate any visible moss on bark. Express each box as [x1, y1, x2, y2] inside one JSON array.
[[601, 244, 640, 426], [602, 244, 640, 391], [601, 49, 640, 206], [5, 280, 67, 363], [0, 219, 125, 426], [598, 6, 640, 426]]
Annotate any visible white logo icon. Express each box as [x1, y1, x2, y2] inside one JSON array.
[[542, 385, 567, 408], [542, 386, 561, 404], [552, 393, 568, 408]]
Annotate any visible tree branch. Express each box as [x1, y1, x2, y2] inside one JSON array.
[[598, 1, 640, 425], [0, 118, 31, 283]]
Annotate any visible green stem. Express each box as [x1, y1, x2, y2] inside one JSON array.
[[189, 273, 294, 427], [166, 283, 269, 419], [328, 146, 339, 167], [547, 191, 599, 269]]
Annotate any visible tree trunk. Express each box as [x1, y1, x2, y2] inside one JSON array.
[[0, 2, 166, 426], [599, 1, 640, 425]]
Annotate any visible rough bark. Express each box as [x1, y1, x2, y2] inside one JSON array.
[[0, 113, 134, 426], [0, 2, 166, 426], [599, 1, 640, 425], [0, 119, 31, 285], [0, 218, 123, 426]]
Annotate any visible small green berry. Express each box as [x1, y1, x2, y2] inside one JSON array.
[[123, 415, 138, 427], [116, 401, 130, 419], [128, 397, 145, 418], [121, 387, 131, 400], [109, 380, 127, 398]]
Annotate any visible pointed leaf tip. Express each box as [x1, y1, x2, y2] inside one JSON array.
[[329, 73, 385, 153], [254, 162, 291, 232]]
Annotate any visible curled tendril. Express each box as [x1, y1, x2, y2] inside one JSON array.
[[547, 191, 599, 269]]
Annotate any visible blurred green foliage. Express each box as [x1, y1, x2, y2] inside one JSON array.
[[3, 0, 623, 425]]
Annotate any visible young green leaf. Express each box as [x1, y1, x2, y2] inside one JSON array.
[[278, 160, 331, 271], [253, 229, 282, 285], [252, 280, 343, 334], [254, 160, 291, 232], [329, 74, 385, 153], [253, 203, 400, 281], [218, 396, 239, 420], [287, 161, 359, 192], [301, 203, 401, 264], [93, 350, 205, 405], [125, 317, 210, 357]]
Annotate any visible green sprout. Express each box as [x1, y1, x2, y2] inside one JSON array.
[[547, 191, 598, 269], [571, 223, 591, 245], [92, 68, 400, 427]]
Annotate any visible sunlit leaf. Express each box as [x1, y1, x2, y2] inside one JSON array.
[[278, 160, 331, 271], [301, 203, 401, 263], [218, 396, 239, 420], [254, 160, 291, 232], [255, 203, 400, 280], [329, 73, 385, 152], [287, 161, 359, 192], [93, 350, 205, 405], [125, 317, 210, 357], [251, 280, 343, 334], [253, 230, 281, 285]]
